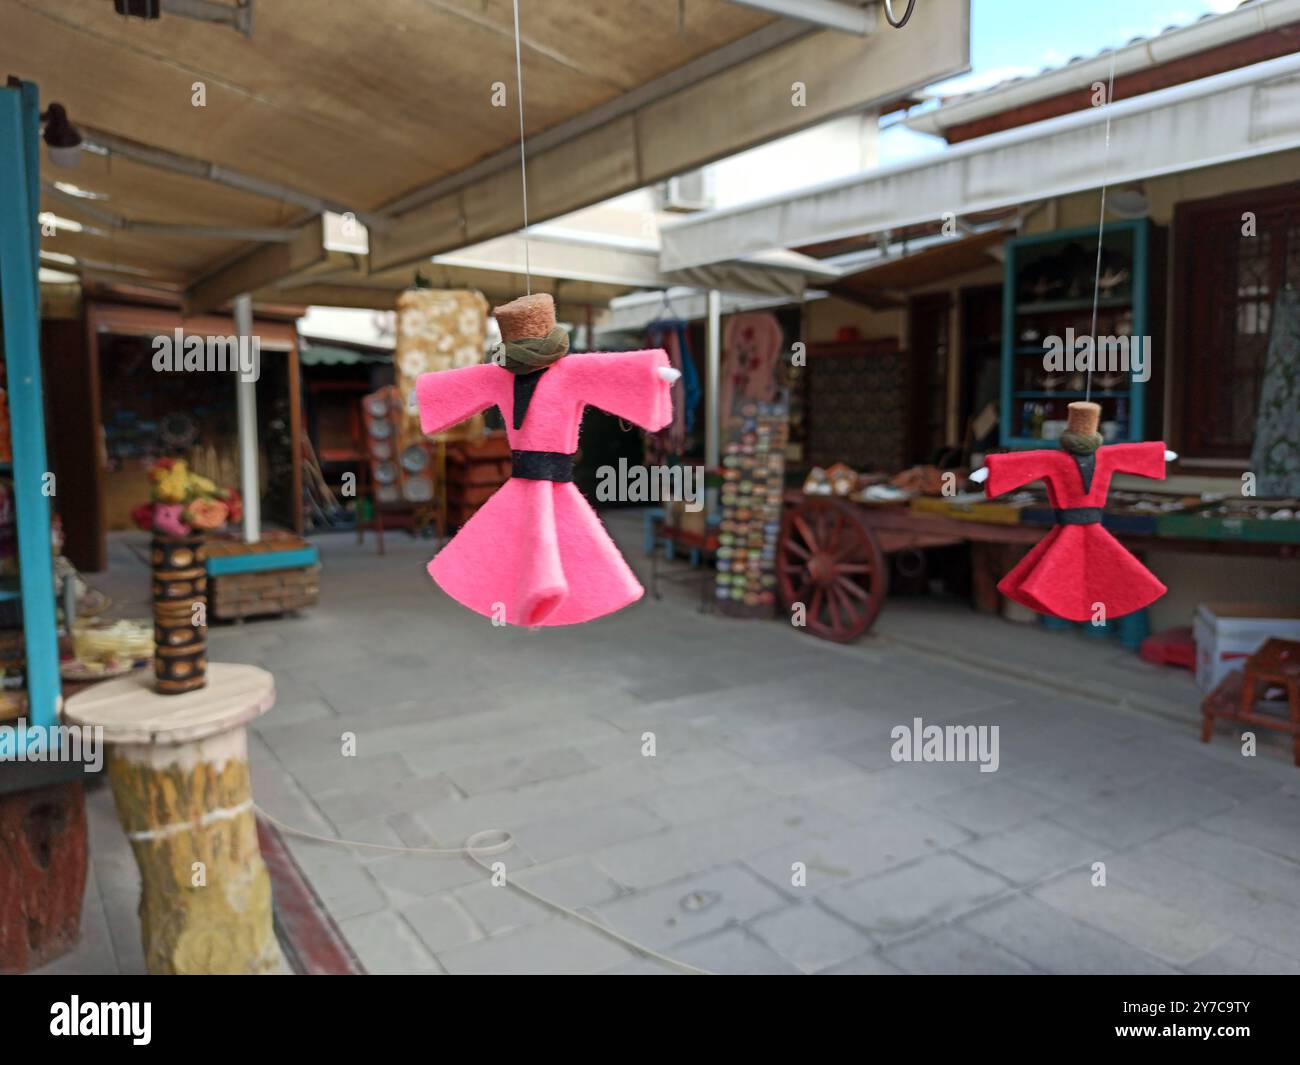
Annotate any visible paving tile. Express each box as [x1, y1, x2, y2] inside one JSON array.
[[749, 902, 876, 973], [1033, 871, 1232, 965], [961, 895, 1181, 975], [287, 845, 388, 920], [255, 696, 335, 727], [1047, 770, 1237, 849], [592, 800, 852, 890], [639, 774, 779, 825], [445, 745, 597, 795], [289, 750, 415, 798], [1149, 825, 1300, 909], [339, 909, 444, 974], [882, 924, 1039, 975], [739, 754, 868, 796], [1185, 937, 1300, 975], [435, 918, 633, 975], [920, 777, 1058, 835], [820, 853, 1011, 941], [1114, 845, 1300, 955], [743, 808, 971, 897], [455, 859, 625, 936], [512, 800, 667, 863], [594, 864, 787, 950], [512, 856, 631, 904], [313, 773, 461, 825], [955, 817, 1105, 886], [366, 849, 504, 905], [659, 927, 800, 975], [817, 951, 906, 975], [1198, 789, 1300, 863], [401, 894, 482, 954]]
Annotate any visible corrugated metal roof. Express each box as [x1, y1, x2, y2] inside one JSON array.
[[924, 3, 1252, 109]]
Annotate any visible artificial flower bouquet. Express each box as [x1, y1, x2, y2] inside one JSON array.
[[131, 458, 242, 537]]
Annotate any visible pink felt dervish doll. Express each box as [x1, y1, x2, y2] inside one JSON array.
[[416, 294, 680, 627]]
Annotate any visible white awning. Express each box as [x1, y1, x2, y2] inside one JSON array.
[[434, 231, 831, 299], [659, 52, 1300, 271], [599, 286, 827, 334]]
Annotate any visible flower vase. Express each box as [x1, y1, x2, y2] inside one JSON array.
[[150, 534, 208, 695]]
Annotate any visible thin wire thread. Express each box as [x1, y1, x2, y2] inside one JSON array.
[[256, 805, 713, 975], [1086, 48, 1118, 403], [512, 0, 531, 295]]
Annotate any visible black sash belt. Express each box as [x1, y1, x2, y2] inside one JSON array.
[[511, 450, 575, 482], [1054, 507, 1103, 525]]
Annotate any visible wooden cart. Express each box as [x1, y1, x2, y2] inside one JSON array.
[[777, 490, 1046, 642], [778, 489, 1299, 643]]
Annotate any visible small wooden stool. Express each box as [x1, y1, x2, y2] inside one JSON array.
[[1200, 638, 1300, 766], [64, 663, 283, 973]]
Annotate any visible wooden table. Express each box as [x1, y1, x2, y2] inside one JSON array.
[[64, 663, 282, 974]]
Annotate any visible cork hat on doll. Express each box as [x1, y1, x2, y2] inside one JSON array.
[[493, 293, 556, 343]]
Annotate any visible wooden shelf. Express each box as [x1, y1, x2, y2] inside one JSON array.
[[1012, 390, 1132, 399], [1014, 296, 1132, 314]]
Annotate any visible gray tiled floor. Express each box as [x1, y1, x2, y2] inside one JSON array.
[[41, 513, 1300, 974]]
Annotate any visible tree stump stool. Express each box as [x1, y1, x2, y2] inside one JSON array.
[[64, 663, 282, 974]]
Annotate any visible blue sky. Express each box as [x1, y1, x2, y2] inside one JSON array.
[[879, 0, 1244, 163]]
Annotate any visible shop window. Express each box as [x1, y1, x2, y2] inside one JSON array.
[[1173, 183, 1300, 461]]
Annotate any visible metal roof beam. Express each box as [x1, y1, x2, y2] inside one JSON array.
[[79, 126, 387, 231]]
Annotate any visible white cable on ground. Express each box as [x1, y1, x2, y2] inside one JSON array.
[[255, 805, 713, 976]]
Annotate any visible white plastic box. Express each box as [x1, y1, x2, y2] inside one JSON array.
[[1193, 602, 1300, 691]]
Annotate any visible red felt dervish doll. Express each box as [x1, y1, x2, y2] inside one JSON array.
[[972, 401, 1176, 622]]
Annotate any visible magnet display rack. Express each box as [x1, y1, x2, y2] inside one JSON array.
[[0, 79, 63, 771]]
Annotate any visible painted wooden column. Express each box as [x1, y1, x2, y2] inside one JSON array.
[[64, 663, 282, 974], [234, 293, 261, 544]]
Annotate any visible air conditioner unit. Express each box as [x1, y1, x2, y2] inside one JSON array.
[[657, 170, 713, 213]]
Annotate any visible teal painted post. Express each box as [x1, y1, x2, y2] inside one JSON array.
[[999, 238, 1017, 448], [1129, 218, 1148, 443], [0, 83, 62, 751]]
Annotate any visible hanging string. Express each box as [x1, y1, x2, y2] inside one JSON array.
[[1086, 48, 1118, 403], [511, 0, 532, 295]]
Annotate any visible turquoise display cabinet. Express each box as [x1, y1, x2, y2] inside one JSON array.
[[0, 79, 63, 763], [1000, 219, 1153, 449]]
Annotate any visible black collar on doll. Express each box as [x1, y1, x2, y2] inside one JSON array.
[[509, 368, 548, 430]]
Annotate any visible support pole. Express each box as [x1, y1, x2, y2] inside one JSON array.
[[0, 82, 60, 738], [233, 294, 260, 544], [704, 289, 723, 515], [705, 288, 722, 469]]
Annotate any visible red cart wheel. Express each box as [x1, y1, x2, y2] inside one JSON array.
[[778, 497, 887, 642]]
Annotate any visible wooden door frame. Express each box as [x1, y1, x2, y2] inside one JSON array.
[[84, 301, 304, 559], [1170, 179, 1300, 468], [907, 291, 953, 464]]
